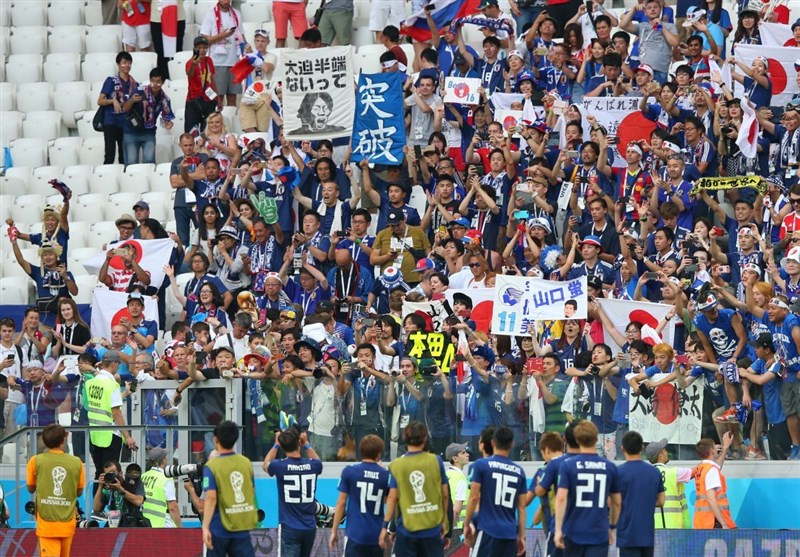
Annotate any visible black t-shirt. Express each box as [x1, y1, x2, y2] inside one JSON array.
[[200, 367, 221, 379], [57, 323, 91, 356]]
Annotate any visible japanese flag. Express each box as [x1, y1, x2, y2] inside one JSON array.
[[160, 0, 179, 58], [736, 97, 760, 159], [90, 288, 160, 340], [733, 45, 800, 106]]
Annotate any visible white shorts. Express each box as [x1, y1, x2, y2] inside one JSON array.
[[368, 0, 406, 32], [122, 21, 152, 49]]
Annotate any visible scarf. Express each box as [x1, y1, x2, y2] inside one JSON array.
[[317, 200, 344, 235], [450, 15, 514, 35], [214, 2, 239, 34]]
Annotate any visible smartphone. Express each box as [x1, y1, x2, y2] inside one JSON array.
[[645, 272, 659, 280], [607, 136, 618, 145], [585, 0, 592, 11], [685, 264, 698, 273], [675, 354, 690, 366], [513, 210, 530, 220], [712, 226, 725, 236], [5, 354, 14, 361], [565, 150, 579, 158], [184, 330, 194, 344], [617, 353, 632, 367], [363, 318, 375, 328], [112, 249, 127, 256], [413, 145, 422, 160], [193, 48, 200, 58], [718, 265, 731, 274], [619, 196, 630, 205]]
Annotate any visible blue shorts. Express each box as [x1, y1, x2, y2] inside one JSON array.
[[473, 531, 517, 557], [206, 534, 255, 557], [393, 531, 444, 557], [564, 540, 609, 557], [344, 539, 383, 557], [280, 525, 316, 557]]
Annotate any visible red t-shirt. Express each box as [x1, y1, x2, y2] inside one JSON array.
[[390, 45, 408, 68], [122, 0, 150, 26], [186, 57, 216, 101]]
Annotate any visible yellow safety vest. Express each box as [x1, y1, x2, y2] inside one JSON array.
[[654, 463, 690, 529], [141, 469, 169, 528], [86, 375, 117, 448]]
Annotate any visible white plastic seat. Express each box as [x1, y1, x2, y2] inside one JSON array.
[[89, 165, 125, 195], [44, 53, 83, 83], [10, 203, 45, 225], [84, 0, 103, 26], [130, 52, 158, 84], [5, 54, 44, 85], [141, 191, 172, 221], [66, 221, 90, 250], [68, 247, 98, 276], [16, 82, 54, 112], [0, 83, 16, 112], [194, 0, 216, 27], [49, 138, 84, 169], [72, 275, 99, 304], [62, 164, 94, 197], [163, 79, 188, 106], [77, 110, 102, 140], [22, 110, 63, 142], [5, 167, 33, 189], [78, 136, 106, 166], [48, 0, 85, 26], [241, 1, 271, 22], [14, 193, 44, 209], [0, 277, 34, 306], [151, 163, 174, 193], [0, 1, 9, 27], [0, 177, 26, 197], [0, 194, 13, 221], [181, 24, 198, 51], [0, 111, 24, 146], [9, 139, 48, 168], [120, 164, 156, 192], [87, 221, 119, 249], [10, 26, 48, 55], [354, 51, 381, 75], [85, 26, 122, 53], [82, 52, 118, 83], [53, 81, 93, 128], [10, 0, 47, 26], [30, 166, 64, 196], [73, 193, 109, 222], [1, 256, 31, 279], [48, 25, 86, 55], [108, 192, 143, 216], [166, 272, 193, 322]]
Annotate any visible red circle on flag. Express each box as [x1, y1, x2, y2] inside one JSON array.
[[767, 59, 788, 95], [109, 240, 143, 270], [110, 308, 134, 329], [454, 83, 469, 99], [616, 112, 657, 156], [161, 5, 178, 38], [628, 309, 659, 329], [502, 115, 517, 131], [472, 301, 494, 333], [252, 81, 265, 93], [654, 383, 680, 425]]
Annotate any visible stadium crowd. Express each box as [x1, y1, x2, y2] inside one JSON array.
[[2, 0, 800, 495]]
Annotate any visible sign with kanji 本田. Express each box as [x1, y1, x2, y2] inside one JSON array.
[[282, 46, 355, 141], [492, 275, 588, 336], [405, 331, 455, 372], [351, 72, 406, 165]]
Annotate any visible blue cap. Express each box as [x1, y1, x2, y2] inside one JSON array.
[[471, 345, 496, 366], [448, 217, 471, 228]]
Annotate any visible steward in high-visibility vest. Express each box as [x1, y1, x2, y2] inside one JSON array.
[[692, 437, 737, 529], [644, 438, 691, 529], [141, 448, 181, 528]]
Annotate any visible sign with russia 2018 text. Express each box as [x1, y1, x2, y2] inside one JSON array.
[[491, 275, 587, 336], [443, 77, 481, 105]]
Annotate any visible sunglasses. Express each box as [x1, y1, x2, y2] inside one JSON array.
[[791, 198, 800, 204], [468, 263, 482, 268], [255, 29, 269, 37]]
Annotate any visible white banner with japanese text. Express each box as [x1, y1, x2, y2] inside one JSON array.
[[492, 275, 587, 336], [628, 374, 704, 444]]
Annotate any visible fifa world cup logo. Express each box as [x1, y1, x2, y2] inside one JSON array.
[[409, 471, 426, 503], [230, 471, 245, 504], [52, 466, 67, 497]]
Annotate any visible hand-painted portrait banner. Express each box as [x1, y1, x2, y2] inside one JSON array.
[[492, 275, 588, 336]]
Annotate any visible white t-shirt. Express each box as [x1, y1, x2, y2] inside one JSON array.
[[308, 380, 337, 436], [701, 460, 722, 490], [200, 7, 244, 67], [213, 333, 250, 361], [0, 343, 25, 404]]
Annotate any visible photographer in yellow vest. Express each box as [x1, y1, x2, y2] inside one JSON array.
[[26, 424, 85, 557], [202, 420, 258, 557], [644, 438, 691, 529], [141, 447, 182, 528], [86, 351, 138, 480]]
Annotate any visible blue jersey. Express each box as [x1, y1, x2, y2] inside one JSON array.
[[338, 461, 389, 546], [267, 457, 323, 530], [761, 313, 800, 383], [615, 459, 664, 548], [557, 453, 620, 545], [750, 358, 786, 425], [470, 455, 526, 539], [693, 308, 739, 362], [532, 453, 570, 534]]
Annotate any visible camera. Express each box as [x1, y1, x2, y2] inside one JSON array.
[[314, 502, 341, 527], [103, 472, 118, 485], [421, 364, 437, 376], [210, 238, 219, 246], [164, 462, 204, 479], [721, 124, 736, 135], [588, 365, 600, 375], [313, 367, 326, 380]]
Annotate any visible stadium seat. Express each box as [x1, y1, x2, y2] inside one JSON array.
[[4, 167, 33, 190], [77, 110, 101, 140], [409, 186, 427, 218], [30, 166, 64, 196], [0, 111, 23, 146], [22, 110, 64, 142], [108, 192, 143, 217], [354, 51, 382, 75], [48, 25, 87, 55], [9, 138, 48, 168], [166, 272, 193, 324], [16, 82, 54, 112], [141, 191, 172, 221], [68, 247, 99, 275], [130, 51, 158, 84], [5, 54, 44, 85], [0, 277, 34, 306], [82, 52, 118, 83], [164, 79, 189, 105], [48, 0, 85, 26], [44, 53, 83, 83], [54, 81, 93, 128], [10, 203, 45, 225], [194, 0, 216, 27], [66, 221, 91, 250], [84, 0, 103, 26], [87, 221, 119, 249], [78, 136, 106, 166], [0, 176, 27, 196], [16, 193, 45, 209], [1, 255, 31, 279], [73, 193, 109, 222], [0, 82, 15, 112], [351, 26, 374, 48], [9, 26, 48, 55], [0, 1, 8, 27], [182, 24, 199, 51], [399, 44, 415, 65], [89, 165, 125, 195], [10, 0, 47, 27], [0, 194, 13, 221], [241, 1, 271, 23], [72, 275, 99, 305], [120, 163, 156, 192], [151, 163, 174, 193], [62, 163, 94, 184], [85, 26, 122, 53]]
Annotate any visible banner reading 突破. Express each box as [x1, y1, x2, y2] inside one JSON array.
[[492, 275, 587, 336], [351, 72, 406, 165], [282, 46, 355, 141], [628, 374, 704, 445]]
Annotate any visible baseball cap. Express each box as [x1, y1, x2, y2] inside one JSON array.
[[529, 217, 552, 234], [146, 447, 168, 462], [579, 235, 603, 251], [749, 333, 775, 351], [445, 442, 469, 461], [448, 217, 471, 229], [416, 258, 435, 271], [194, 36, 209, 46], [644, 438, 668, 462], [101, 350, 122, 364], [127, 291, 145, 305], [386, 211, 405, 225], [508, 50, 524, 61], [133, 200, 149, 211], [254, 28, 270, 38], [635, 63, 654, 77]]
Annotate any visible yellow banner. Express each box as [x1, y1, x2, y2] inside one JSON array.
[[690, 176, 766, 196]]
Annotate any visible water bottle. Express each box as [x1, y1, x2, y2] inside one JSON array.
[[762, 433, 771, 460]]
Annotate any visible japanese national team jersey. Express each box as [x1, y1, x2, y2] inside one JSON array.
[[534, 453, 571, 534], [338, 462, 389, 545], [557, 453, 620, 545], [470, 455, 526, 539], [267, 457, 323, 530]]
